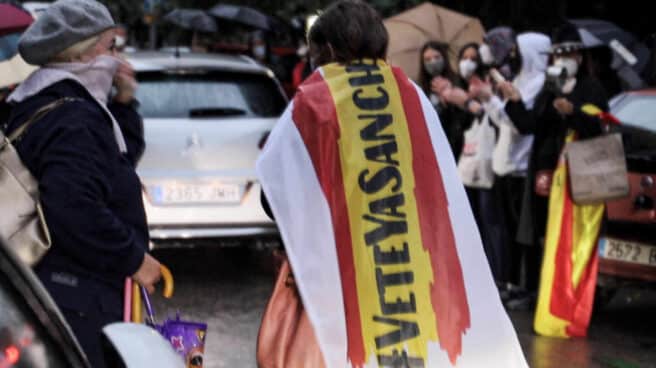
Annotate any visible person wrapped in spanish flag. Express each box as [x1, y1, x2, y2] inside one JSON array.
[[256, 1, 527, 367]]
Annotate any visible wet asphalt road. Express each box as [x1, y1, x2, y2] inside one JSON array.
[[150, 246, 656, 368]]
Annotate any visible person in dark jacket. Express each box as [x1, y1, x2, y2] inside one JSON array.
[[4, 1, 162, 367], [417, 41, 467, 156], [498, 27, 608, 294]]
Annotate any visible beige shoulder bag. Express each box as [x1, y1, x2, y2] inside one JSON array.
[[0, 98, 76, 265]]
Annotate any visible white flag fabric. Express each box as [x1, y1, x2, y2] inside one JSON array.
[[257, 60, 527, 368]]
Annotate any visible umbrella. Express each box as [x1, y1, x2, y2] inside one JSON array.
[[570, 19, 650, 89], [0, 33, 21, 61], [0, 3, 33, 37], [384, 2, 485, 82], [208, 4, 271, 31], [571, 19, 650, 71], [0, 53, 37, 89], [132, 266, 208, 367], [164, 9, 218, 33]]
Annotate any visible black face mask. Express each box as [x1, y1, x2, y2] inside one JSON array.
[[508, 54, 522, 75], [498, 64, 514, 80], [498, 54, 522, 80]]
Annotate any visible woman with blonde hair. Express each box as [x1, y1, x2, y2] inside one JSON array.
[[4, 1, 162, 366]]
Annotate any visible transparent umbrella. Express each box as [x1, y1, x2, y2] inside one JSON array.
[[164, 9, 218, 33], [570, 18, 650, 89]]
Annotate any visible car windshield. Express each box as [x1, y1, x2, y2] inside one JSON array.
[[135, 70, 286, 119], [612, 95, 656, 133]]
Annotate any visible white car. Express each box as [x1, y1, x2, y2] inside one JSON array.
[[128, 51, 287, 246]]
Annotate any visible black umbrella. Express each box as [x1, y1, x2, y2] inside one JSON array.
[[164, 9, 218, 33], [570, 19, 650, 89], [208, 4, 271, 31]]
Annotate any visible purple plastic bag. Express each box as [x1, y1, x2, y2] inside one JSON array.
[[156, 313, 207, 368], [141, 286, 207, 368]]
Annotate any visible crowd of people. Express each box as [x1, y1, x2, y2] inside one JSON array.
[[418, 23, 618, 306], [1, 0, 653, 365]]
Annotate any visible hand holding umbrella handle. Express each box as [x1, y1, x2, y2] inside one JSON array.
[[131, 264, 175, 325]]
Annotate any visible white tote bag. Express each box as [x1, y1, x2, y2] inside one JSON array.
[[457, 114, 495, 189], [491, 119, 520, 176]]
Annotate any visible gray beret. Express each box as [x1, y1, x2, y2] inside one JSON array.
[[483, 26, 517, 66], [19, 0, 115, 65]]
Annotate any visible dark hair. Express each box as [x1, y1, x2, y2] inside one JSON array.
[[308, 0, 388, 64], [456, 42, 485, 86], [418, 41, 456, 94], [457, 42, 480, 63]]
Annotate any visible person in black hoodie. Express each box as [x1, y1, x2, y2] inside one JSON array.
[[498, 25, 609, 294], [4, 1, 162, 366]]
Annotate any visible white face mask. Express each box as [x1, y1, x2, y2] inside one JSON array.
[[115, 35, 126, 49], [459, 59, 478, 79], [479, 44, 495, 65], [51, 55, 121, 104], [554, 57, 579, 78], [297, 44, 308, 58], [253, 45, 266, 59]]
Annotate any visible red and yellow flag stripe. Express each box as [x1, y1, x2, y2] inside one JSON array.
[[293, 60, 470, 366], [534, 132, 605, 338]]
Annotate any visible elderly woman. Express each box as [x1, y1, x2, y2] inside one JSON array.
[[4, 1, 161, 366]]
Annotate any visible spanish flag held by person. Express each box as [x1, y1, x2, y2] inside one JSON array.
[[257, 3, 527, 367], [534, 131, 605, 338]]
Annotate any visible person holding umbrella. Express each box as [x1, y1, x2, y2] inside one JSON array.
[[4, 1, 162, 367]]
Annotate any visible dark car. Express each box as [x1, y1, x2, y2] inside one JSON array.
[[597, 89, 656, 295], [0, 238, 183, 367], [0, 239, 89, 368]]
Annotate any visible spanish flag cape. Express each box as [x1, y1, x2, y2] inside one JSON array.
[[534, 129, 606, 338], [257, 59, 527, 368]]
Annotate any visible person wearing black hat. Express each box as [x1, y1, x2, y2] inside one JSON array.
[[3, 1, 162, 366], [496, 24, 609, 295]]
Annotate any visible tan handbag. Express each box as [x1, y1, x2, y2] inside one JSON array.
[[566, 133, 630, 204], [256, 256, 326, 368], [0, 98, 75, 266]]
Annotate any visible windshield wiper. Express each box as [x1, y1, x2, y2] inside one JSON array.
[[189, 107, 247, 117]]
